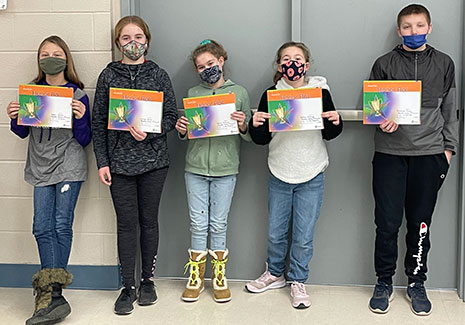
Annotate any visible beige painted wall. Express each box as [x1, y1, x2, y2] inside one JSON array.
[[0, 0, 121, 266]]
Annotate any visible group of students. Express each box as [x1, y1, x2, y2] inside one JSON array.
[[5, 3, 458, 324]]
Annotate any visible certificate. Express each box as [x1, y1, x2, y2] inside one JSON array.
[[18, 84, 73, 128], [183, 93, 238, 139], [363, 80, 421, 125], [267, 88, 323, 132], [108, 87, 163, 133]]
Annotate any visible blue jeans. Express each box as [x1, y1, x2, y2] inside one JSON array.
[[33, 181, 82, 269], [185, 172, 237, 251], [267, 172, 324, 282]]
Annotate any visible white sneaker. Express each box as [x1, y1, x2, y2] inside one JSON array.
[[290, 281, 311, 309], [245, 268, 286, 293]]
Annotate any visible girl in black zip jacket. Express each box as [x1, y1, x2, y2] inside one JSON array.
[[91, 16, 177, 315]]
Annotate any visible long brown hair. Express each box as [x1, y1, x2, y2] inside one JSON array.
[[273, 41, 312, 84], [114, 16, 151, 55], [33, 36, 84, 89]]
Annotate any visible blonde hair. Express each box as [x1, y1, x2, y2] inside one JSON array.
[[273, 41, 312, 84], [114, 16, 151, 55], [191, 39, 228, 67], [33, 36, 84, 89]]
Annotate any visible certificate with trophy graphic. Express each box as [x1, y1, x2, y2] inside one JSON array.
[[18, 84, 73, 128], [363, 80, 422, 125], [108, 88, 163, 133], [183, 93, 238, 139], [267, 88, 323, 132]]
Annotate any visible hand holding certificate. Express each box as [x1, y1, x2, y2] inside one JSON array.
[[363, 81, 422, 125], [267, 88, 324, 132], [183, 93, 239, 139], [18, 84, 73, 128], [108, 88, 163, 133]]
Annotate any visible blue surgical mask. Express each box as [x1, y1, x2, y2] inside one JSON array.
[[402, 34, 427, 50], [199, 65, 222, 84]]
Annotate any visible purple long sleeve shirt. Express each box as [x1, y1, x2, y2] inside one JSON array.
[[10, 80, 91, 147]]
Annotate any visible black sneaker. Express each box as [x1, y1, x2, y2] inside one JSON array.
[[369, 281, 393, 313], [114, 286, 137, 315], [406, 282, 432, 316], [138, 279, 158, 306]]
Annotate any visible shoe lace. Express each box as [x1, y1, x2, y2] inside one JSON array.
[[292, 281, 307, 297], [409, 283, 427, 299], [141, 280, 154, 293], [184, 258, 206, 286], [120, 287, 133, 302], [256, 270, 272, 284], [212, 257, 228, 286], [374, 282, 390, 296]]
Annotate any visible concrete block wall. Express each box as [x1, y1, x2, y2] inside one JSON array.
[[0, 0, 122, 287]]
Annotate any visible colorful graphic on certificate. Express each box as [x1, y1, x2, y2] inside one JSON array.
[[363, 80, 422, 125], [183, 93, 238, 139], [18, 84, 73, 128], [267, 88, 323, 132], [108, 88, 163, 133]]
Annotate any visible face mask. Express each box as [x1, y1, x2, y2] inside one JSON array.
[[39, 57, 67, 75], [281, 60, 305, 81], [402, 34, 427, 50], [199, 65, 222, 84], [121, 40, 147, 61]]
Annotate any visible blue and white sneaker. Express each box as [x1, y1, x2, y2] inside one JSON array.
[[406, 282, 432, 316], [369, 282, 393, 313]]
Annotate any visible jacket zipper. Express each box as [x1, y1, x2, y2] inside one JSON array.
[[414, 52, 418, 81], [207, 89, 216, 175]]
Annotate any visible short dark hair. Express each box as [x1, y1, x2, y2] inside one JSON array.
[[397, 4, 431, 27]]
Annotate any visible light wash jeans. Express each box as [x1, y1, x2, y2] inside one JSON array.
[[33, 181, 82, 269], [185, 172, 237, 251], [267, 172, 324, 282]]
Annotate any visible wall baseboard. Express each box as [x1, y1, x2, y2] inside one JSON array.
[[0, 264, 121, 290]]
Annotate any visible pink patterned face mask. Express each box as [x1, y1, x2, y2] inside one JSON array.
[[281, 60, 305, 81], [121, 40, 147, 61]]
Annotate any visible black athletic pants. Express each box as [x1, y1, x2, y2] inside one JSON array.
[[110, 167, 168, 287], [372, 152, 449, 285]]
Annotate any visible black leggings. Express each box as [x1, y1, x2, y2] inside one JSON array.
[[110, 167, 168, 287]]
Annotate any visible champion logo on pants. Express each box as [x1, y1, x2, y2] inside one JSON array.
[[413, 222, 428, 275]]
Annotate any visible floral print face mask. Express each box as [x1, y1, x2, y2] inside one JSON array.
[[121, 40, 147, 61]]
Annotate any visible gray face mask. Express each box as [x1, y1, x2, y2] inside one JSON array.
[[39, 57, 67, 75]]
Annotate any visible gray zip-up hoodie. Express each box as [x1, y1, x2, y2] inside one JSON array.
[[370, 44, 458, 155], [92, 60, 177, 176]]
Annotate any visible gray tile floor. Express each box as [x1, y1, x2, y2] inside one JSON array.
[[2, 279, 464, 324]]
